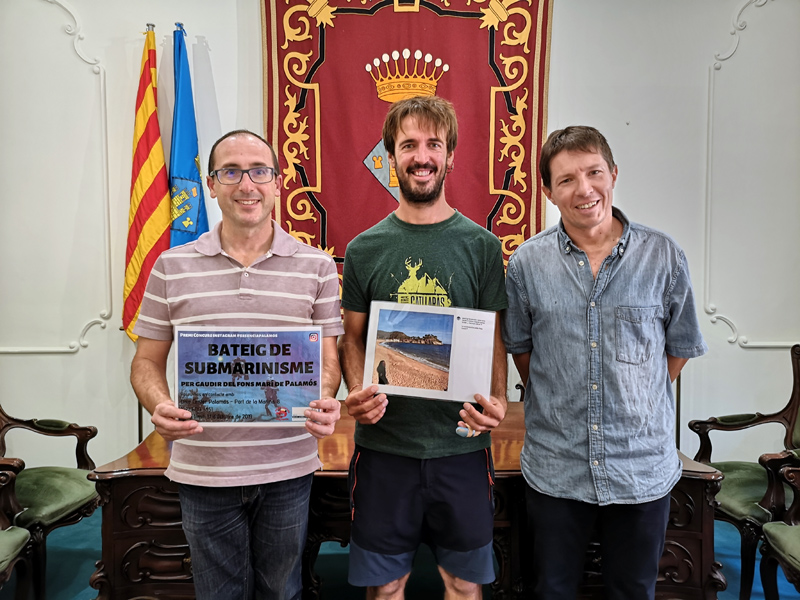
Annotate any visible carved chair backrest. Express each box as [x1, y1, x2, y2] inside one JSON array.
[[785, 345, 800, 449], [0, 405, 20, 458], [0, 403, 97, 470]]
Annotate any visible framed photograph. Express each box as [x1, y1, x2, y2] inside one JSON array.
[[174, 326, 322, 425], [363, 301, 495, 402]]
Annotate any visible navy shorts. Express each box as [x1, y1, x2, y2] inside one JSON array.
[[347, 445, 496, 587]]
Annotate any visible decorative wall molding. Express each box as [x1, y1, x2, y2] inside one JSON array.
[[712, 0, 773, 69], [0, 0, 113, 354], [702, 0, 788, 349]]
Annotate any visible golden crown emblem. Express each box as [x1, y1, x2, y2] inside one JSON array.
[[366, 49, 449, 104]]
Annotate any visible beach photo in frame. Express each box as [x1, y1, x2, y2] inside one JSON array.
[[174, 326, 322, 426], [363, 301, 495, 402]]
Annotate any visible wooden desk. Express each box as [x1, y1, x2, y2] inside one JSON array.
[[88, 404, 725, 599]]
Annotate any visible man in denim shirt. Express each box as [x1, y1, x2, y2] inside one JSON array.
[[503, 126, 707, 599]]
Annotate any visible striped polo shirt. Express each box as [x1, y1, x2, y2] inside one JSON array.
[[133, 221, 344, 487]]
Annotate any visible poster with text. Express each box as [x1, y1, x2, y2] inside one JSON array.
[[174, 326, 322, 425]]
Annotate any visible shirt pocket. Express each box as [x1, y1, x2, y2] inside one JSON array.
[[615, 305, 663, 365]]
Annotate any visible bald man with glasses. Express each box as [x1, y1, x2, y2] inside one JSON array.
[[131, 130, 344, 600]]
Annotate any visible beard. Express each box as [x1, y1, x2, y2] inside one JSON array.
[[396, 162, 447, 205]]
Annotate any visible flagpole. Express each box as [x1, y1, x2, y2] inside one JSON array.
[[141, 22, 154, 445], [127, 23, 172, 442]]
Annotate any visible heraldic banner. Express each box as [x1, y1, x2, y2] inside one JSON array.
[[263, 0, 552, 267]]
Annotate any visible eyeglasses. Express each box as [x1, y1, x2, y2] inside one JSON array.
[[210, 167, 277, 185]]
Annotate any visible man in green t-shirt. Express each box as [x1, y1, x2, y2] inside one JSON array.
[[339, 95, 508, 599]]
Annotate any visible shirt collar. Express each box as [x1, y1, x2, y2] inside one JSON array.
[[557, 206, 631, 255], [269, 221, 299, 257], [194, 220, 298, 259]]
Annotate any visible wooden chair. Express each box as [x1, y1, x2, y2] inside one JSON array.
[[0, 457, 32, 599], [688, 344, 800, 600], [759, 452, 800, 599], [0, 404, 101, 600]]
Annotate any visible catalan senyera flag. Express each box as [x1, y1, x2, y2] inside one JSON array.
[[169, 23, 208, 247], [123, 25, 172, 342]]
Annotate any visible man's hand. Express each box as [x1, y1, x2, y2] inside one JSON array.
[[151, 402, 203, 441], [345, 385, 388, 425], [304, 397, 341, 439], [458, 394, 506, 435]]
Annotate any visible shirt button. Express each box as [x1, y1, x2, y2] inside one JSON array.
[[592, 424, 598, 431], [590, 301, 595, 307], [578, 260, 585, 267], [591, 342, 597, 348], [593, 460, 599, 466], [592, 384, 598, 390], [244, 272, 250, 277], [565, 246, 571, 253]]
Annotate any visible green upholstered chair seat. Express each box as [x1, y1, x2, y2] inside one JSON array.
[[763, 521, 800, 572], [710, 461, 792, 522], [13, 467, 97, 528], [0, 526, 29, 573]]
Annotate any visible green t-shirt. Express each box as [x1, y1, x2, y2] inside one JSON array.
[[342, 211, 508, 459]]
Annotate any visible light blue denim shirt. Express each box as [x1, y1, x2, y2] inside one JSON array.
[[503, 208, 707, 505]]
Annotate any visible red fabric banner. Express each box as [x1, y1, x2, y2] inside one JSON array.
[[263, 0, 552, 267]]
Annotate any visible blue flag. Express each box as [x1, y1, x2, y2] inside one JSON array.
[[169, 23, 208, 247]]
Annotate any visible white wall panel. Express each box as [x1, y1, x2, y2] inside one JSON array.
[[0, 0, 262, 467], [704, 0, 800, 349], [0, 0, 797, 467]]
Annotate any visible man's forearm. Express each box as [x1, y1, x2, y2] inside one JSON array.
[[491, 316, 508, 407], [321, 358, 342, 399], [131, 356, 172, 415], [338, 337, 366, 391], [321, 337, 342, 398], [667, 354, 689, 383]]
